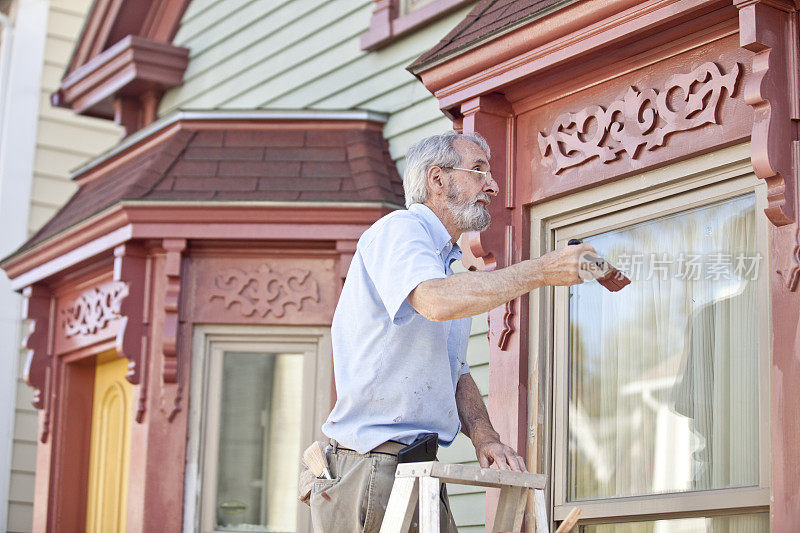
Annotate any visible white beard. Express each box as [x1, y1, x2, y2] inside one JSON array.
[[446, 179, 491, 232]]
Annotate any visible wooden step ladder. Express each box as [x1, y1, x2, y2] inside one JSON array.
[[378, 461, 550, 533]]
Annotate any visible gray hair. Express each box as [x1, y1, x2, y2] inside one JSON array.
[[402, 131, 490, 208]]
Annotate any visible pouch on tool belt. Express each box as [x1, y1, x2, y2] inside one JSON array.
[[298, 440, 332, 506], [397, 433, 438, 463], [298, 467, 315, 507]]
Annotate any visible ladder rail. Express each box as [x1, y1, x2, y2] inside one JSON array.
[[382, 462, 553, 533]]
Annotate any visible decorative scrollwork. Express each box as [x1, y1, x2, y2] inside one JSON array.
[[210, 264, 320, 318], [776, 224, 800, 292], [61, 282, 127, 337], [538, 62, 741, 173]]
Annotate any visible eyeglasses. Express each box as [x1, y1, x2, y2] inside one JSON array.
[[442, 166, 493, 183]]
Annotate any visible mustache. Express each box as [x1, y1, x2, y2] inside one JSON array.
[[474, 193, 491, 205]]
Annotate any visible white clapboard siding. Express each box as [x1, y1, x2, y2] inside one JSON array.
[[8, 0, 123, 531]]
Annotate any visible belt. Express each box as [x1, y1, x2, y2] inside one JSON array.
[[330, 439, 406, 456]]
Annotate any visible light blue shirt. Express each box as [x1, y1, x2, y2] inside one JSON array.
[[322, 203, 472, 453]]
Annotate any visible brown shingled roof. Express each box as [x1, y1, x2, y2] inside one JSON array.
[[408, 0, 576, 73], [18, 120, 404, 255]]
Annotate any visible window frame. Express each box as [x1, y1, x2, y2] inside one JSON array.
[[528, 143, 772, 526], [185, 324, 333, 533], [361, 0, 475, 51]]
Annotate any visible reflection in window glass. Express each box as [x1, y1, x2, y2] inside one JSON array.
[[579, 512, 769, 532], [216, 352, 303, 531], [568, 194, 759, 500]]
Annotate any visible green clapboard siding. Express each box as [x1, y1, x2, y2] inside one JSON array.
[[439, 263, 490, 529], [160, 0, 476, 183], [162, 0, 490, 528]]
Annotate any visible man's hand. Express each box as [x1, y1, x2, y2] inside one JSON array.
[[534, 242, 598, 287], [455, 374, 528, 472], [474, 437, 527, 472]]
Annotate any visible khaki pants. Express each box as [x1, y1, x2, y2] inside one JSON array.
[[310, 447, 458, 532]]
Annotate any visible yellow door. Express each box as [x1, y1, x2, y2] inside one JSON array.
[[86, 353, 133, 533]]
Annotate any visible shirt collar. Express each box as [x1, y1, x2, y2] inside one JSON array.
[[408, 203, 461, 259]]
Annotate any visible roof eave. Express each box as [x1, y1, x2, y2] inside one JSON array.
[[407, 0, 579, 76], [0, 200, 402, 289]]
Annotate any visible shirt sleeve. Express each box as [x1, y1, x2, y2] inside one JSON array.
[[360, 215, 447, 324]]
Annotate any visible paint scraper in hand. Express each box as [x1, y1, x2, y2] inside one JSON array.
[[568, 238, 631, 292]]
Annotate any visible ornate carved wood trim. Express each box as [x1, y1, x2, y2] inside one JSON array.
[[737, 0, 800, 291], [738, 0, 799, 226], [537, 62, 741, 174], [21, 285, 53, 442], [60, 283, 126, 338], [209, 264, 320, 318], [462, 94, 519, 350], [113, 242, 150, 422], [497, 225, 516, 350], [160, 238, 185, 421]]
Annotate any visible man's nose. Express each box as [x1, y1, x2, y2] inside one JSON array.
[[484, 176, 499, 197]]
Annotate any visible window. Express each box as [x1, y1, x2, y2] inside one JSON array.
[[530, 144, 771, 530], [361, 0, 475, 51], [187, 326, 332, 533], [398, 0, 440, 16]]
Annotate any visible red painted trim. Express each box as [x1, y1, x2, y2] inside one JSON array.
[[53, 35, 189, 132], [735, 2, 800, 529], [49, 358, 94, 532], [737, 1, 798, 226], [67, 0, 191, 75], [416, 0, 733, 111], [2, 203, 395, 284], [59, 0, 191, 135], [361, 0, 474, 51]]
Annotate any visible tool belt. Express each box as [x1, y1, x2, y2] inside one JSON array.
[[332, 433, 438, 462], [332, 439, 406, 456]]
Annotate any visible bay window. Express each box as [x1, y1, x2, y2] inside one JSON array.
[[531, 144, 771, 530]]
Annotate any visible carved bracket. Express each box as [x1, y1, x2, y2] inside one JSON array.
[[209, 264, 320, 318], [114, 243, 149, 422], [22, 285, 52, 442], [738, 2, 799, 227], [160, 238, 185, 421], [738, 1, 800, 291], [498, 225, 516, 350], [60, 282, 126, 337], [776, 222, 800, 291], [538, 62, 741, 173]]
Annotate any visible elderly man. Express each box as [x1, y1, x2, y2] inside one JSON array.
[[310, 131, 594, 532]]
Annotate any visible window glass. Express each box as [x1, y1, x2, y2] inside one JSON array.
[[579, 512, 769, 532], [216, 352, 303, 531], [568, 194, 760, 500], [398, 0, 439, 16]]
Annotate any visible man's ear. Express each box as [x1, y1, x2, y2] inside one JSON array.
[[426, 166, 446, 197]]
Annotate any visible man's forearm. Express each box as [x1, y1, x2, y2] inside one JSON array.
[[408, 242, 595, 321], [455, 373, 499, 444], [409, 259, 544, 321]]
